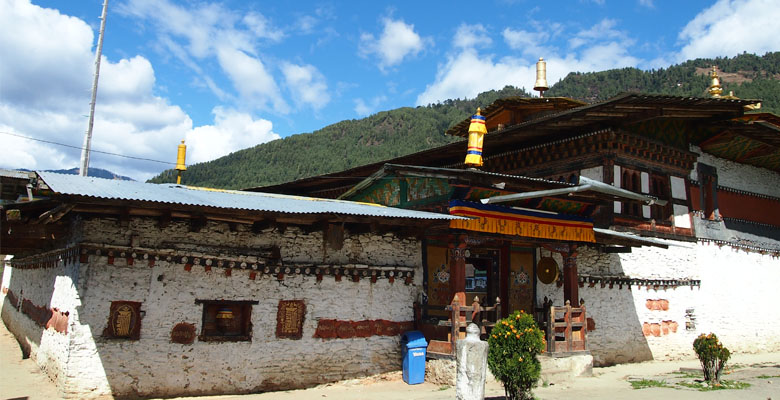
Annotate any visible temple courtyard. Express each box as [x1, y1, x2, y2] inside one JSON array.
[[2, 321, 777, 400]]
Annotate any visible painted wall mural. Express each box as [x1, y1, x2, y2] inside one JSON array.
[[509, 249, 534, 313], [425, 244, 451, 312]]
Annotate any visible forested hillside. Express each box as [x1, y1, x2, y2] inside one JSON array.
[[149, 52, 780, 189], [149, 86, 530, 188]]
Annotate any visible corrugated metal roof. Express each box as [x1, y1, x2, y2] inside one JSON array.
[[0, 169, 32, 179], [339, 163, 575, 200], [35, 171, 463, 220]]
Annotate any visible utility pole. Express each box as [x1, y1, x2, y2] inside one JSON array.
[[79, 0, 109, 177]]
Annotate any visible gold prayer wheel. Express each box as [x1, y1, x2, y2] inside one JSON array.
[[534, 57, 549, 97], [175, 140, 187, 171], [215, 306, 234, 331]]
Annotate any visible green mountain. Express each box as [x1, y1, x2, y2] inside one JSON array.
[[149, 52, 780, 189]]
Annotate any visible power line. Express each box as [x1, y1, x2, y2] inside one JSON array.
[[0, 130, 175, 165]]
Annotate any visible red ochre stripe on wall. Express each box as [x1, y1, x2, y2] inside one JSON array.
[[689, 186, 780, 225]]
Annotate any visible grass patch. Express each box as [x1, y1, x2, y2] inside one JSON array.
[[630, 379, 671, 389], [677, 380, 750, 391], [757, 374, 780, 379], [437, 385, 450, 391]]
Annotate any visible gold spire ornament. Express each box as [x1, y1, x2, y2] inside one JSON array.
[[708, 66, 723, 98], [465, 108, 487, 167]]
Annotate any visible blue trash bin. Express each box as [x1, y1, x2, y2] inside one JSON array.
[[401, 330, 428, 384]]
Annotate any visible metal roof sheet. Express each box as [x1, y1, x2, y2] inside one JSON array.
[[0, 169, 32, 180], [35, 171, 463, 221], [338, 163, 575, 200], [594, 228, 671, 248]]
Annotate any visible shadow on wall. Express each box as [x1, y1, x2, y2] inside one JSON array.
[[1, 300, 43, 359], [2, 269, 46, 360], [538, 248, 653, 367]]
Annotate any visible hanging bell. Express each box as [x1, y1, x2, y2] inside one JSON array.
[[465, 108, 487, 167]]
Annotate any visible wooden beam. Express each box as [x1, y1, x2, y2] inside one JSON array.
[[35, 203, 74, 225], [157, 210, 172, 229], [189, 214, 207, 232]]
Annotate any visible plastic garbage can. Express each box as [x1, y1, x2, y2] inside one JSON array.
[[401, 330, 428, 384]]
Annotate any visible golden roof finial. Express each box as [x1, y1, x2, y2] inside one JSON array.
[[709, 66, 723, 98]]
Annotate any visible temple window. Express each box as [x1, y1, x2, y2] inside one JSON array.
[[649, 174, 672, 222], [196, 300, 257, 342], [621, 168, 642, 217], [697, 163, 719, 220]]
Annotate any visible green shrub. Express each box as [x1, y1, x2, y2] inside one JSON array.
[[693, 333, 730, 384], [487, 310, 546, 400]]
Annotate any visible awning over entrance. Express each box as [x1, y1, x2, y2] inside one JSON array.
[[593, 228, 670, 249], [448, 200, 595, 243]]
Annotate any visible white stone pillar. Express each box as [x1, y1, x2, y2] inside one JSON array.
[[456, 323, 488, 400]]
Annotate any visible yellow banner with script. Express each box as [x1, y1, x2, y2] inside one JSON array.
[[449, 200, 595, 243]]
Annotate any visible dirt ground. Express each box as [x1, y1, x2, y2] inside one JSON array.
[[2, 319, 778, 400]]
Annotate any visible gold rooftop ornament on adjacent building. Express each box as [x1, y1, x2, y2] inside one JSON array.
[[175, 140, 187, 184], [708, 66, 723, 98], [534, 57, 549, 97], [464, 108, 487, 167]]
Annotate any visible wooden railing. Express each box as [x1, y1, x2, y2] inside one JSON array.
[[543, 300, 587, 353], [414, 296, 501, 358]]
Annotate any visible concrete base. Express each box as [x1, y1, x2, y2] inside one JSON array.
[[426, 352, 593, 387], [539, 352, 593, 384]]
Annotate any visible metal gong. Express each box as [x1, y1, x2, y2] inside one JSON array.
[[536, 256, 559, 284]]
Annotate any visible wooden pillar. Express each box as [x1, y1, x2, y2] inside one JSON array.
[[563, 245, 579, 305], [449, 238, 467, 307], [499, 243, 510, 318]]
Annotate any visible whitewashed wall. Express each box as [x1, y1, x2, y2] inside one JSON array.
[[536, 244, 780, 366], [691, 146, 780, 196], [3, 216, 424, 398], [1, 259, 80, 395]]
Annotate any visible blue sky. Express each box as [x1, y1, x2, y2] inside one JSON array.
[[1, 0, 779, 181]]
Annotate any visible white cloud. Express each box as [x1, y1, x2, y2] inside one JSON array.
[[359, 18, 431, 71], [281, 63, 330, 111], [243, 12, 284, 42], [454, 24, 492, 49], [217, 47, 290, 113], [503, 27, 556, 58], [98, 56, 156, 102], [354, 95, 388, 116], [418, 18, 641, 105], [0, 0, 283, 181], [0, 0, 93, 110], [677, 0, 780, 61], [119, 0, 288, 111], [568, 19, 630, 50], [296, 15, 318, 34], [186, 107, 280, 165], [639, 0, 655, 7], [416, 49, 535, 105]]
